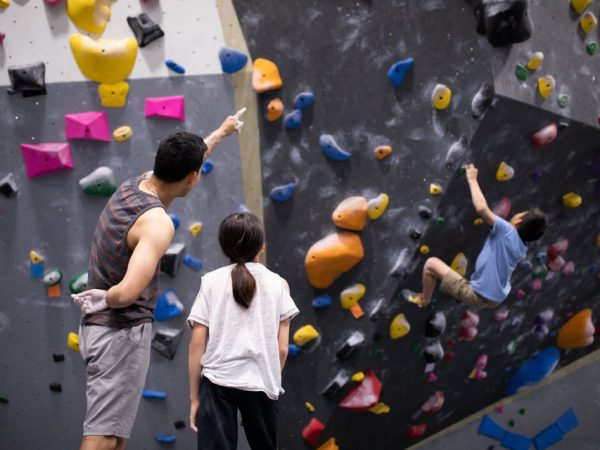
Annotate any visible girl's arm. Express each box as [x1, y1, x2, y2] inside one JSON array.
[[278, 319, 291, 370], [188, 323, 208, 432]]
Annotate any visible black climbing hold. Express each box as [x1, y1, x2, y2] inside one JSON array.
[[0, 173, 18, 197], [321, 371, 350, 401], [409, 228, 422, 240], [160, 243, 186, 278], [174, 420, 186, 429], [336, 331, 365, 360], [445, 134, 469, 170], [474, 0, 533, 47], [151, 326, 183, 360], [127, 13, 164, 48], [471, 83, 495, 119], [7, 62, 46, 97], [49, 383, 62, 393], [418, 205, 433, 219], [52, 353, 65, 363], [372, 331, 384, 341], [369, 298, 385, 321], [425, 312, 447, 337], [390, 248, 412, 278], [423, 341, 445, 362], [558, 120, 570, 130]]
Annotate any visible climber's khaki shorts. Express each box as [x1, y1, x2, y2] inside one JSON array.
[[440, 269, 500, 309], [79, 322, 152, 438]]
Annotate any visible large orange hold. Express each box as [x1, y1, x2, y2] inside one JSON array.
[[557, 308, 595, 349], [305, 232, 364, 289], [332, 196, 368, 231], [252, 58, 283, 93]]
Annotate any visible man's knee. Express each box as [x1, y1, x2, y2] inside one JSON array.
[[424, 257, 441, 275]]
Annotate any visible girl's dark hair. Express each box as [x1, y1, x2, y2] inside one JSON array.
[[218, 212, 265, 308]]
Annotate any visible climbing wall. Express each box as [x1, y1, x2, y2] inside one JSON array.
[[232, 0, 600, 448]]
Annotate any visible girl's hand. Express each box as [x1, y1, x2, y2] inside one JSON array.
[[190, 399, 200, 432]]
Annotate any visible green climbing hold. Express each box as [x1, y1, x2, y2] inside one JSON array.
[[79, 166, 117, 197], [515, 64, 528, 81], [0, 395, 8, 404], [43, 268, 63, 286], [374, 348, 385, 354], [69, 271, 88, 294], [558, 94, 570, 108], [586, 41, 598, 55], [519, 408, 526, 415], [533, 264, 548, 279], [411, 341, 422, 352], [459, 166, 466, 176], [508, 419, 515, 427], [507, 339, 520, 355], [434, 216, 445, 225]]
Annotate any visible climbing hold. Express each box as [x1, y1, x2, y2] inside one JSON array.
[[460, 326, 478, 341], [492, 196, 511, 219], [336, 331, 365, 359], [537, 75, 556, 100], [294, 92, 315, 110], [30, 251, 45, 278], [305, 232, 364, 288], [266, 99, 284, 121], [369, 402, 391, 415], [558, 94, 570, 108], [70, 34, 138, 84], [580, 12, 597, 33], [421, 391, 445, 414], [165, 59, 185, 74], [284, 109, 302, 129], [302, 418, 325, 446], [445, 134, 469, 170], [98, 82, 129, 108], [145, 96, 185, 121], [527, 52, 544, 71], [174, 420, 186, 429], [49, 383, 62, 393], [305, 402, 315, 413], [429, 183, 443, 196], [53, 353, 65, 362], [317, 438, 339, 450], [288, 344, 301, 357], [321, 371, 350, 400], [515, 64, 528, 81], [418, 205, 433, 219], [390, 248, 411, 279], [460, 311, 480, 328], [219, 47, 248, 73], [586, 42, 598, 56], [270, 183, 296, 202], [374, 145, 392, 160], [338, 370, 382, 410], [109, 127, 132, 146], [65, 111, 111, 142], [20, 143, 74, 179], [432, 84, 452, 110], [0, 173, 17, 198], [477, 0, 533, 46], [143, 390, 167, 399], [367, 194, 389, 220], [68, 271, 88, 294], [474, 218, 484, 225], [0, 32, 4, 45], [252, 58, 282, 93], [387, 58, 414, 88], [170, 213, 180, 230], [562, 192, 582, 208], [451, 253, 468, 277], [332, 196, 368, 231], [127, 13, 164, 47], [495, 308, 510, 321], [0, 0, 8, 8], [189, 222, 202, 237], [79, 167, 117, 196], [160, 243, 185, 277], [425, 312, 446, 338], [154, 289, 184, 321], [154, 435, 176, 443], [68, 332, 80, 352], [572, 0, 592, 14], [532, 123, 558, 147], [43, 268, 62, 287], [406, 424, 427, 439], [424, 341, 444, 362], [469, 354, 489, 380], [496, 162, 515, 181], [312, 295, 332, 309], [390, 313, 411, 339], [419, 245, 430, 255], [66, 0, 111, 34], [320, 134, 351, 161], [340, 283, 366, 310], [409, 228, 422, 240], [183, 255, 203, 272], [427, 373, 438, 383], [472, 83, 495, 119], [505, 347, 560, 395], [351, 372, 365, 382], [294, 324, 319, 346], [548, 239, 568, 261], [557, 308, 594, 349], [201, 160, 213, 175], [152, 326, 183, 360], [7, 62, 46, 96]]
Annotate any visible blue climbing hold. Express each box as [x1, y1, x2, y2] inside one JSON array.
[[312, 294, 332, 309], [154, 289, 184, 322], [169, 213, 180, 230], [270, 183, 295, 202], [288, 344, 301, 356], [201, 160, 214, 175], [478, 415, 506, 440], [505, 347, 560, 395], [319, 134, 351, 161], [165, 59, 185, 74], [219, 47, 248, 74], [284, 109, 302, 129], [143, 390, 167, 399], [183, 255, 203, 271], [387, 58, 414, 88], [501, 431, 531, 450], [155, 434, 176, 443], [294, 92, 315, 110]]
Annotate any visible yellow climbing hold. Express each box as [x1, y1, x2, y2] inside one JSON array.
[[527, 52, 544, 71], [367, 194, 390, 220], [432, 84, 452, 110], [572, 0, 591, 14], [537, 75, 555, 99], [0, 0, 9, 9], [67, 0, 111, 35], [474, 218, 484, 225], [189, 222, 203, 237], [252, 58, 283, 93], [451, 252, 468, 277], [68, 332, 80, 352], [496, 161, 515, 181], [70, 34, 138, 84], [340, 283, 366, 310], [30, 250, 44, 264], [305, 402, 315, 413], [580, 12, 598, 33], [562, 192, 582, 208], [293, 324, 319, 346], [112, 126, 132, 142], [98, 82, 130, 108], [368, 402, 391, 414], [390, 313, 411, 339], [351, 371, 365, 382], [430, 183, 443, 196], [419, 245, 430, 255]]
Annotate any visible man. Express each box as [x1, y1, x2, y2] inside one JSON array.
[[71, 109, 245, 450]]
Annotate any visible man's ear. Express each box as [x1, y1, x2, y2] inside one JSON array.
[[188, 171, 200, 184]]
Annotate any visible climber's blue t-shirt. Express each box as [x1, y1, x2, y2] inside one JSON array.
[[470, 216, 527, 302]]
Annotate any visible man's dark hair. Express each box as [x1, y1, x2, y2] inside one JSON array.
[[153, 132, 207, 183], [518, 208, 547, 242]]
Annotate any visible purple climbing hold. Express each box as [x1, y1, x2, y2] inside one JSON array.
[[387, 58, 414, 88]]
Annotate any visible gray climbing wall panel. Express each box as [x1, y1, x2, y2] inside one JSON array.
[[0, 74, 249, 449]]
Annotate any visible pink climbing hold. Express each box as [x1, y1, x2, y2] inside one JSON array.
[[562, 261, 575, 275], [44, 0, 61, 5], [338, 370, 382, 410], [460, 327, 478, 341], [302, 418, 325, 446], [470, 354, 488, 380], [64, 111, 111, 142], [427, 373, 438, 383], [144, 95, 185, 121], [548, 239, 569, 259], [495, 308, 510, 321], [0, 32, 5, 44], [492, 196, 511, 219], [421, 391, 445, 414], [531, 123, 557, 147], [20, 143, 73, 179], [548, 256, 566, 272], [406, 423, 427, 439], [532, 278, 543, 290], [516, 289, 526, 299], [460, 311, 480, 329]]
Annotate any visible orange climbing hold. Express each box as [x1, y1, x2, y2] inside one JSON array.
[[266, 98, 284, 121], [252, 58, 282, 93], [374, 145, 393, 160], [317, 437, 339, 450], [596, 232, 600, 247], [332, 196, 368, 231], [557, 308, 595, 349], [305, 232, 364, 289]]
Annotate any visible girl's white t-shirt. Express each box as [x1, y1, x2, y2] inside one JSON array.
[[187, 263, 299, 400]]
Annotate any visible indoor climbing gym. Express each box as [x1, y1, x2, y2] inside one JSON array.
[[1, 0, 600, 449]]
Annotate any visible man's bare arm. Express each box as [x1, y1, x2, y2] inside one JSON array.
[[203, 108, 246, 160], [465, 164, 495, 226]]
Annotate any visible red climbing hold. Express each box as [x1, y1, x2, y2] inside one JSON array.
[[460, 327, 478, 341], [460, 311, 480, 328], [547, 239, 568, 260], [302, 418, 325, 446], [531, 123, 557, 147], [421, 391, 445, 414], [406, 423, 427, 439], [338, 370, 382, 410], [492, 197, 511, 219]]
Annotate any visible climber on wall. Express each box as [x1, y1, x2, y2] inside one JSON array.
[[410, 163, 547, 310], [70, 109, 245, 450]]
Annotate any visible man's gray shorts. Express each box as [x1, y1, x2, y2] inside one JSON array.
[[79, 322, 152, 438]]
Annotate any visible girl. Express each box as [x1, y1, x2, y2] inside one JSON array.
[[187, 212, 299, 450]]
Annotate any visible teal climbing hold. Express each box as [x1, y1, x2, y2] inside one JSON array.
[[270, 183, 295, 202], [320, 134, 351, 161], [284, 109, 302, 129], [69, 271, 88, 294], [294, 92, 315, 110], [387, 58, 413, 87], [219, 47, 248, 73]]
